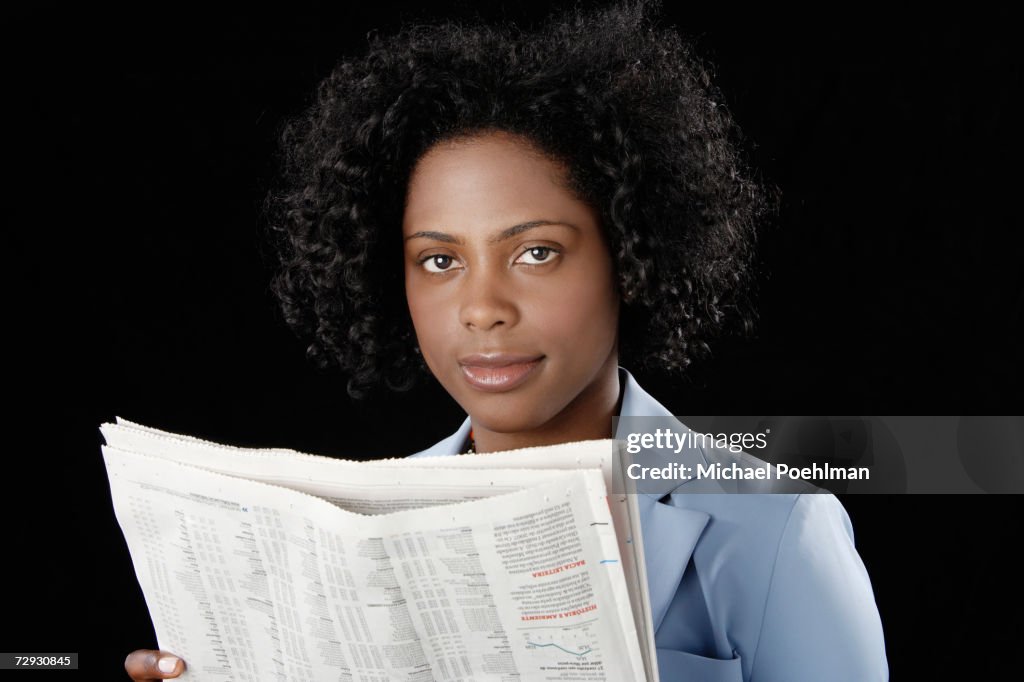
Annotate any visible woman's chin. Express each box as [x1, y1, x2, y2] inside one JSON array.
[[464, 403, 556, 441]]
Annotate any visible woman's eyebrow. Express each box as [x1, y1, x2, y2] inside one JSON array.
[[490, 220, 578, 243], [404, 230, 464, 245], [404, 220, 578, 244]]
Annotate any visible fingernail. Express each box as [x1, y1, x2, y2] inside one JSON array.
[[157, 656, 180, 674]]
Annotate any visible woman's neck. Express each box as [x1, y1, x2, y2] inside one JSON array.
[[469, 360, 623, 454]]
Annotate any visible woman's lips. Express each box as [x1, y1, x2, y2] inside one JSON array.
[[458, 355, 544, 393]]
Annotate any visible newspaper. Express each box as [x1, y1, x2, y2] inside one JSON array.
[[101, 420, 658, 681]]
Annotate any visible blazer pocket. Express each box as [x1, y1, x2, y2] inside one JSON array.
[[656, 647, 743, 682]]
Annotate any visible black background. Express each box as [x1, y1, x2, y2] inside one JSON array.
[[14, 1, 1023, 678]]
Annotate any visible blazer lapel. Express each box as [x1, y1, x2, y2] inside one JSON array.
[[638, 492, 710, 633], [619, 368, 714, 632]]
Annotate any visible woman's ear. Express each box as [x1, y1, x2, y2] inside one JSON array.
[[618, 274, 637, 304]]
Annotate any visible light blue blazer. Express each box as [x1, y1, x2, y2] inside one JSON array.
[[411, 368, 888, 681]]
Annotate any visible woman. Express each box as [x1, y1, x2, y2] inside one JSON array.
[[126, 2, 887, 679]]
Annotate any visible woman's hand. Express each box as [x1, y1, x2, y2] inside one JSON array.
[[124, 650, 185, 680]]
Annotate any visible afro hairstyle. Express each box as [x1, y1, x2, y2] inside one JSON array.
[[264, 0, 772, 399]]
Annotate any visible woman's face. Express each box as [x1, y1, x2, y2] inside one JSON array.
[[403, 131, 620, 437]]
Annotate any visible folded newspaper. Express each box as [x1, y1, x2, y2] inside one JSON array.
[[101, 419, 659, 681]]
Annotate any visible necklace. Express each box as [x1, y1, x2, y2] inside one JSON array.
[[463, 429, 476, 455]]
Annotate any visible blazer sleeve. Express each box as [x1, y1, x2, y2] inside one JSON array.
[[748, 494, 888, 681]]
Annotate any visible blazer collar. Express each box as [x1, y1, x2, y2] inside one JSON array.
[[617, 366, 670, 422], [409, 420, 473, 458], [636, 492, 710, 632], [408, 366, 710, 634], [617, 371, 711, 630]]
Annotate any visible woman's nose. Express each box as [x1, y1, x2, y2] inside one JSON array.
[[459, 270, 519, 331]]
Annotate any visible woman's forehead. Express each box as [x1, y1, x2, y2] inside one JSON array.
[[403, 132, 586, 235]]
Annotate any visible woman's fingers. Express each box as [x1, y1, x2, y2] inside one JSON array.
[[124, 650, 185, 680]]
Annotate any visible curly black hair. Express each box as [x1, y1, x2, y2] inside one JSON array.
[[264, 0, 772, 399]]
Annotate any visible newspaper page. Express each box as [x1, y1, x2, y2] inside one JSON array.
[[101, 422, 613, 515], [102, 431, 648, 681], [102, 420, 657, 680], [374, 440, 655, 678]]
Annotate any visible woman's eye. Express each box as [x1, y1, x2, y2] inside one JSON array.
[[421, 254, 460, 273], [516, 246, 559, 265]]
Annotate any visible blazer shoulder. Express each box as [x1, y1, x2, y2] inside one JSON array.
[[661, 492, 885, 680], [749, 493, 887, 680]]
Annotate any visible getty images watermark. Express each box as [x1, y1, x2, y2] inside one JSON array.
[[611, 416, 1024, 495], [622, 427, 867, 483]]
